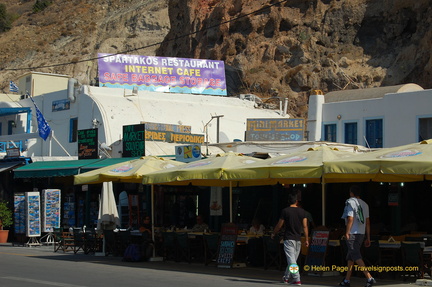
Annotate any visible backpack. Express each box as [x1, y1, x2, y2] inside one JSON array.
[[353, 198, 365, 224], [341, 198, 365, 224], [122, 244, 142, 262]]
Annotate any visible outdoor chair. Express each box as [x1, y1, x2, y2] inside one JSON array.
[[203, 233, 219, 265], [53, 228, 64, 252], [83, 228, 98, 254], [263, 235, 283, 270], [53, 228, 74, 253], [103, 229, 118, 256], [400, 242, 424, 281], [161, 232, 176, 261], [175, 232, 191, 263], [72, 228, 85, 254], [140, 232, 154, 260], [116, 230, 131, 256]]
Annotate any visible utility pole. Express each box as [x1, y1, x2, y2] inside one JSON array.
[[212, 115, 224, 143], [204, 114, 224, 155]]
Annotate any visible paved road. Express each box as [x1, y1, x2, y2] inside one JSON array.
[[0, 244, 423, 287]]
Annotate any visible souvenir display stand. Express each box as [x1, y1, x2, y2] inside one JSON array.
[[13, 193, 26, 246], [40, 189, 61, 245], [25, 191, 41, 247]]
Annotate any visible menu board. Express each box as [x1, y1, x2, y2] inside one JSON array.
[[26, 192, 41, 237], [42, 189, 61, 232], [305, 230, 330, 268], [78, 128, 99, 159], [217, 223, 238, 268], [14, 194, 26, 234], [123, 124, 145, 157]]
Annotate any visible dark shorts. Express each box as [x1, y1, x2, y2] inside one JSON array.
[[345, 234, 364, 262]]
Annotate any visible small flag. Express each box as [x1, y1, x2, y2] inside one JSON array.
[[29, 94, 52, 141], [9, 81, 19, 93]]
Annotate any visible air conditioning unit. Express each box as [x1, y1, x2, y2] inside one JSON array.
[[239, 94, 256, 101]]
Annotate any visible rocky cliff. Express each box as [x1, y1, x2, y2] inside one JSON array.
[[0, 0, 170, 85], [1, 0, 431, 118]]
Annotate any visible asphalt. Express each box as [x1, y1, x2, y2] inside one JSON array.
[[0, 243, 425, 287]]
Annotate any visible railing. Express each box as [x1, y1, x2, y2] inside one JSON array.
[[0, 141, 23, 152]]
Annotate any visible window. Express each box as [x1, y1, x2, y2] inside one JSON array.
[[69, 118, 78, 142], [324, 124, 337, 142], [344, 122, 357, 144], [419, 117, 432, 141], [365, 119, 383, 148]]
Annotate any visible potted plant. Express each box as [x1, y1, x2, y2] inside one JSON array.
[[0, 200, 13, 243]]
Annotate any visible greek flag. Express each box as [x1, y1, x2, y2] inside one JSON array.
[[9, 81, 19, 93], [29, 95, 52, 141]]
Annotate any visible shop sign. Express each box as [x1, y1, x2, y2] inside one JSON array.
[[388, 193, 399, 206], [175, 145, 202, 163], [6, 148, 20, 157], [217, 223, 238, 268], [245, 118, 305, 141], [146, 130, 204, 144], [123, 124, 145, 157], [142, 121, 191, 134], [78, 128, 99, 159], [305, 230, 330, 269], [52, 99, 70, 112], [98, 53, 227, 96]]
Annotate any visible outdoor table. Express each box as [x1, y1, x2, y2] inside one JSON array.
[[328, 239, 340, 247], [378, 240, 427, 271], [236, 234, 262, 244], [378, 240, 401, 267]]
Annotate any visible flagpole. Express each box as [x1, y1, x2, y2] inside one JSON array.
[[49, 130, 53, 156]]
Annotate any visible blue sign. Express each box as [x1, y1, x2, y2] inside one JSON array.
[[52, 99, 71, 112]]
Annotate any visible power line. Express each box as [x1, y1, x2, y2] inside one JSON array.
[[3, 0, 288, 71]]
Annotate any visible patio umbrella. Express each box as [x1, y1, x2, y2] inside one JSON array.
[[323, 139, 432, 183], [74, 156, 185, 185], [222, 146, 357, 184], [142, 152, 264, 221], [97, 181, 120, 231], [97, 181, 120, 255], [222, 146, 359, 225], [74, 157, 185, 259]]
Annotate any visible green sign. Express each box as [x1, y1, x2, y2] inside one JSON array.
[[123, 124, 145, 157], [77, 128, 98, 159]]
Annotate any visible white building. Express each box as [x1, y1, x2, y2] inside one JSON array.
[[307, 84, 432, 148], [1, 72, 291, 160]]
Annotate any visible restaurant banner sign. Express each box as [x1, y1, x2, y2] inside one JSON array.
[[98, 53, 227, 96]]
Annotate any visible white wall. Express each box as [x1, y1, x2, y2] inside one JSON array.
[[10, 76, 287, 158], [316, 89, 432, 148]]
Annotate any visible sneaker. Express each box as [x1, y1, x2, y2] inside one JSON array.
[[365, 278, 376, 287], [289, 281, 301, 286], [339, 280, 350, 286], [283, 276, 290, 284]]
